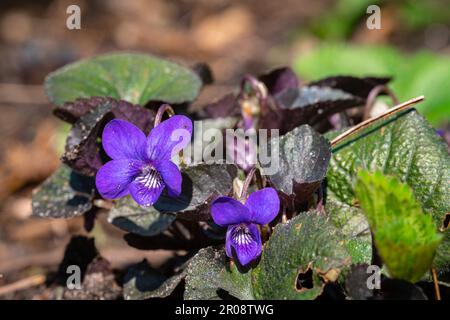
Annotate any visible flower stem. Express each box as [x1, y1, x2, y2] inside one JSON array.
[[363, 85, 399, 120], [154, 103, 175, 127], [431, 267, 441, 300], [240, 167, 256, 201]]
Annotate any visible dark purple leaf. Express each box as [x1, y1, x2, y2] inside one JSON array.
[[262, 124, 331, 203], [53, 96, 111, 124], [196, 93, 241, 119], [310, 76, 391, 99], [62, 97, 155, 176], [258, 67, 300, 95], [262, 86, 364, 134]]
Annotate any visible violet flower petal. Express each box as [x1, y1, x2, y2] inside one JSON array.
[[129, 168, 165, 207], [102, 119, 148, 161], [245, 187, 280, 225], [225, 226, 234, 258], [95, 159, 144, 199], [210, 197, 251, 227], [147, 115, 193, 161], [226, 223, 262, 266], [153, 160, 182, 197]]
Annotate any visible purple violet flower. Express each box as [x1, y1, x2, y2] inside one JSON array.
[[211, 188, 280, 266], [95, 116, 192, 207]]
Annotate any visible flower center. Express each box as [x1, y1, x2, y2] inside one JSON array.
[[232, 224, 253, 246], [135, 165, 163, 190]]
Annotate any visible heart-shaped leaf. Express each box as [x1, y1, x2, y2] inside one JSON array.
[[251, 212, 351, 299], [108, 197, 176, 237], [62, 97, 155, 176], [261, 86, 364, 134], [32, 165, 95, 218], [45, 53, 202, 106], [262, 125, 331, 203], [327, 109, 450, 275]]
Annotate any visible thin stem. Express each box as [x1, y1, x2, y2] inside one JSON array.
[[154, 103, 175, 127], [238, 75, 268, 130], [363, 85, 400, 120], [331, 96, 424, 148], [431, 267, 441, 300], [254, 167, 264, 189], [240, 167, 257, 202]]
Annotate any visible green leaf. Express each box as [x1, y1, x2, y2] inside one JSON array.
[[251, 212, 351, 299], [262, 125, 331, 203], [184, 247, 254, 300], [108, 197, 176, 237], [355, 171, 443, 283], [45, 52, 202, 105], [32, 165, 95, 218], [327, 109, 450, 274]]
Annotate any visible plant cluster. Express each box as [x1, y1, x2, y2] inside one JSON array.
[[32, 53, 449, 300]]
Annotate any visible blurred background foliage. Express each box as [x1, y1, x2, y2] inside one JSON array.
[[292, 0, 450, 126], [295, 44, 450, 125], [308, 0, 449, 40]]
